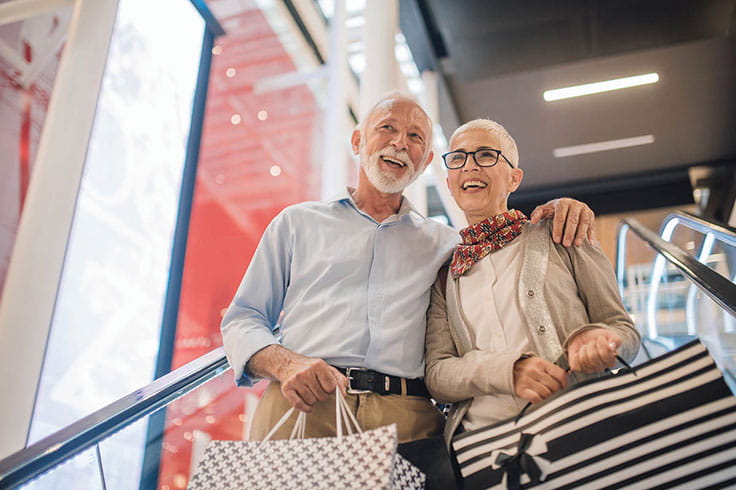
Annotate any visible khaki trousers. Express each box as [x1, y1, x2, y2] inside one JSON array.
[[249, 381, 445, 443]]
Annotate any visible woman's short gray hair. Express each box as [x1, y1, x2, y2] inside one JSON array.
[[449, 119, 519, 168]]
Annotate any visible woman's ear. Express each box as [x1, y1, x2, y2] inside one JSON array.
[[509, 168, 524, 193]]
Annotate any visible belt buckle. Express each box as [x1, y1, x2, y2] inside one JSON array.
[[345, 367, 371, 394]]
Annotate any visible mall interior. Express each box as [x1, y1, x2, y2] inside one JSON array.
[[0, 0, 735, 488]]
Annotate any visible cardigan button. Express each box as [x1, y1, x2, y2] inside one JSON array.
[[527, 290, 535, 297], [538, 325, 547, 333]]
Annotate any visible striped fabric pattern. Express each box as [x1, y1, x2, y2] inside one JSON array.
[[452, 340, 736, 489]]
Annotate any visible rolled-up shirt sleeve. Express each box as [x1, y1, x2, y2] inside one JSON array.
[[221, 211, 292, 386]]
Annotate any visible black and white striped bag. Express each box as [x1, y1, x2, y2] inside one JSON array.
[[452, 339, 736, 489]]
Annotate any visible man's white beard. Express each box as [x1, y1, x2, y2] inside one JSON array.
[[360, 144, 422, 194]]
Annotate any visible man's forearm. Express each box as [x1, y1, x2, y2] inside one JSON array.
[[246, 344, 305, 382]]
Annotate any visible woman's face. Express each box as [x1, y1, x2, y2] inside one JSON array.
[[446, 128, 523, 225]]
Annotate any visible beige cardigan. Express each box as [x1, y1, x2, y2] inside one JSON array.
[[425, 221, 640, 445]]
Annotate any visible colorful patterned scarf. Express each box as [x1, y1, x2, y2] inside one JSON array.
[[450, 209, 528, 278]]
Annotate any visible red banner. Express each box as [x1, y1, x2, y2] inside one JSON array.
[[157, 6, 322, 488]]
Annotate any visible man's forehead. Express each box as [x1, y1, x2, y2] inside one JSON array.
[[369, 99, 430, 128]]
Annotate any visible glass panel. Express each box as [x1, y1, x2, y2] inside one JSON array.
[[620, 228, 736, 394], [668, 223, 736, 283], [25, 1, 205, 488], [18, 447, 104, 490], [692, 284, 736, 394], [153, 371, 264, 490], [0, 6, 72, 300]]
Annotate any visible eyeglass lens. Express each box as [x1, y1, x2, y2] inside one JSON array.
[[445, 149, 500, 168]]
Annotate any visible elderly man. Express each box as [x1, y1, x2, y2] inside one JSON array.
[[221, 93, 594, 443]]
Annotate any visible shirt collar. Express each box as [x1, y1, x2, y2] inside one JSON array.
[[328, 187, 426, 221]]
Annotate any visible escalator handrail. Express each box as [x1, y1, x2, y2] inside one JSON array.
[[661, 210, 736, 248], [621, 218, 736, 318], [0, 347, 229, 489]]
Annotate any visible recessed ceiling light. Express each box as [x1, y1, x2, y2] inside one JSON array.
[[544, 73, 659, 101], [553, 135, 655, 158]]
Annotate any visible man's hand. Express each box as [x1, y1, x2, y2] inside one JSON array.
[[247, 345, 348, 412], [513, 355, 568, 404], [529, 198, 595, 247], [567, 328, 621, 374]]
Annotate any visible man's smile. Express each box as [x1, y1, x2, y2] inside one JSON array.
[[381, 155, 407, 168]]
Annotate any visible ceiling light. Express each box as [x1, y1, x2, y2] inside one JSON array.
[[553, 135, 655, 158], [544, 73, 659, 101]]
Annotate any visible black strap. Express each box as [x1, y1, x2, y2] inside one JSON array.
[[333, 367, 430, 397]]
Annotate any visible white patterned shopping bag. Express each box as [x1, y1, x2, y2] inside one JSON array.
[[188, 390, 425, 489]]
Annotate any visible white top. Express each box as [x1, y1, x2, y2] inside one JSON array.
[[458, 238, 531, 430]]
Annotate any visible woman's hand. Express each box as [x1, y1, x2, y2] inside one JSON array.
[[513, 355, 568, 404], [567, 328, 622, 373]]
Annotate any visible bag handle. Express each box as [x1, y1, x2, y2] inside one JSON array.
[[259, 389, 361, 444]]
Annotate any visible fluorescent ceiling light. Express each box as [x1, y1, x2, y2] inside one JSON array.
[[553, 135, 655, 158], [544, 73, 659, 101]]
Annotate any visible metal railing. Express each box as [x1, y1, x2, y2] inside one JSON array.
[[4, 210, 736, 489], [0, 348, 229, 489], [617, 216, 736, 322]]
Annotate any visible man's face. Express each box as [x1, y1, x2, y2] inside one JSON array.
[[446, 128, 523, 224], [353, 99, 433, 194]]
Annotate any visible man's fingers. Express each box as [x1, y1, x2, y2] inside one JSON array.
[[530, 203, 552, 224], [295, 382, 320, 405], [561, 204, 581, 247], [588, 225, 596, 243], [282, 387, 312, 413], [315, 366, 346, 395], [573, 205, 594, 246], [552, 200, 570, 244]]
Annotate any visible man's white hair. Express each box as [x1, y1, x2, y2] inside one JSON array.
[[449, 118, 519, 168], [357, 90, 434, 150]]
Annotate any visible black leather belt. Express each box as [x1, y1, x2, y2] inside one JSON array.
[[334, 366, 430, 397]]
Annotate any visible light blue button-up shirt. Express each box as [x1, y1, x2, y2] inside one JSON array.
[[221, 189, 459, 386]]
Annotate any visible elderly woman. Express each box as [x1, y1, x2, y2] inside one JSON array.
[[425, 119, 640, 443]]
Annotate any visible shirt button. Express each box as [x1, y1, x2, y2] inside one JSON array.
[[527, 290, 535, 297], [538, 325, 547, 333]]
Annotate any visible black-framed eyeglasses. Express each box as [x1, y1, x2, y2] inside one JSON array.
[[441, 148, 514, 169]]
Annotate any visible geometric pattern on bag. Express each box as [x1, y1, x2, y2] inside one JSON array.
[[188, 390, 425, 489], [452, 340, 736, 490], [392, 447, 428, 489], [188, 425, 397, 489]]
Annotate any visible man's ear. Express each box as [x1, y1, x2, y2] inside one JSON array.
[[351, 129, 361, 155], [422, 150, 434, 171], [509, 168, 524, 192]]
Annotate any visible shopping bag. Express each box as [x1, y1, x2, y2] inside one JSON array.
[[188, 390, 425, 489], [398, 435, 462, 489], [452, 339, 736, 489]]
